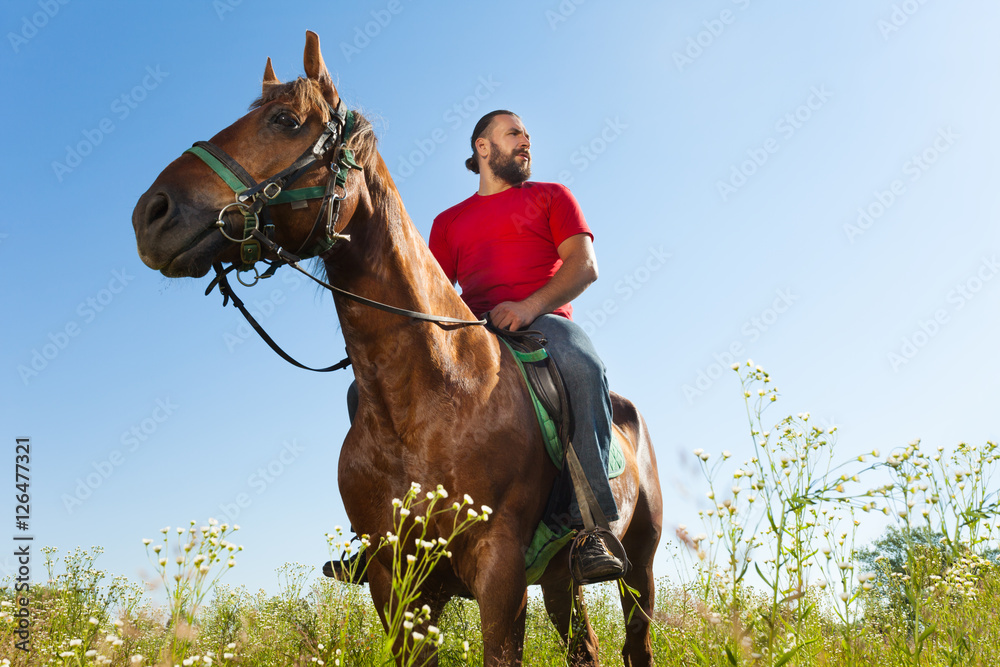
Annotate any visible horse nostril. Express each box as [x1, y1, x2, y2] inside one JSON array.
[[144, 192, 171, 227]]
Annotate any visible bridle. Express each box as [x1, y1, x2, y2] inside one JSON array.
[[183, 99, 485, 372], [185, 98, 359, 282]]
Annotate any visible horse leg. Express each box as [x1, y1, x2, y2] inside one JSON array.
[[540, 574, 601, 666], [618, 520, 659, 666], [364, 561, 447, 667], [467, 541, 530, 666]]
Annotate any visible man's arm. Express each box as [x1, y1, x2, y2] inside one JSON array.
[[489, 233, 598, 331]]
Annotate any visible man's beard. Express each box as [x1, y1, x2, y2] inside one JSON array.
[[488, 142, 531, 185]]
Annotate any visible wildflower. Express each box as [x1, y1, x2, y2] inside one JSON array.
[[468, 508, 479, 519], [406, 555, 416, 564], [70, 639, 83, 646], [412, 631, 425, 642], [464, 493, 474, 505], [142, 538, 151, 545], [399, 508, 411, 518]]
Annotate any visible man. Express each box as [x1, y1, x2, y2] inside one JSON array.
[[428, 110, 624, 581]]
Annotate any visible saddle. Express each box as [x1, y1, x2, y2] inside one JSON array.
[[485, 319, 571, 446], [486, 319, 631, 584]]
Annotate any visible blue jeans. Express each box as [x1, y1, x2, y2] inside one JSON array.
[[344, 314, 619, 526], [530, 314, 619, 525]]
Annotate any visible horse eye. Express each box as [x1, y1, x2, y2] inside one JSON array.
[[273, 111, 300, 129]]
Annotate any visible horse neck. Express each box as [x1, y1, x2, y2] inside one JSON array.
[[324, 156, 498, 420]]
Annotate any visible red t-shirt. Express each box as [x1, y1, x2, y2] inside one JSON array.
[[429, 182, 592, 320]]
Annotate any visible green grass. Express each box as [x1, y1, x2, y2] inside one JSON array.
[[3, 363, 998, 666]]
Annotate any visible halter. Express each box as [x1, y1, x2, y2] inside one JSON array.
[[184, 99, 362, 284], [183, 98, 485, 372]]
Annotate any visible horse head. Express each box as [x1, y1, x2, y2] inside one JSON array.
[[132, 31, 373, 279]]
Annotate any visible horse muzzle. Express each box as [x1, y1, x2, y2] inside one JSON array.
[[132, 187, 231, 277]]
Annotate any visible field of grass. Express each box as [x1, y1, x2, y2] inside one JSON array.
[[2, 364, 998, 666]]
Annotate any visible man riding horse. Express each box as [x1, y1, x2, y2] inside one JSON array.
[[132, 32, 661, 663], [429, 110, 625, 582]]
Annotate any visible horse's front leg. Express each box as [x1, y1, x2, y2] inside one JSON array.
[[366, 558, 450, 667], [465, 529, 530, 666]]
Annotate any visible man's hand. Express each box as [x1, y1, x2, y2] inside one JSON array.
[[488, 234, 598, 331], [489, 300, 540, 332]]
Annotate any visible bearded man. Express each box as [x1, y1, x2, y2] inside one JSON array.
[[428, 110, 624, 581]]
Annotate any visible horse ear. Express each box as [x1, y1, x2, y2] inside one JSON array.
[[303, 30, 340, 107], [262, 57, 280, 87]]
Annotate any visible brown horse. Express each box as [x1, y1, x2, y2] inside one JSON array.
[[132, 31, 662, 666]]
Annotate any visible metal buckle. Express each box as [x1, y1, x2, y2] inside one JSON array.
[[261, 182, 281, 200], [240, 238, 261, 268]]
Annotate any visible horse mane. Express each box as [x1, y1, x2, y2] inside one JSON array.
[[249, 78, 378, 170]]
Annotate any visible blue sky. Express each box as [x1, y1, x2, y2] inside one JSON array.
[[2, 1, 999, 596]]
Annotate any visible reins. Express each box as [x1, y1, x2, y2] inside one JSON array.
[[186, 100, 485, 373]]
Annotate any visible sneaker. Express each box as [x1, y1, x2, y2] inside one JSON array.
[[571, 530, 625, 582], [322, 551, 368, 584]]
